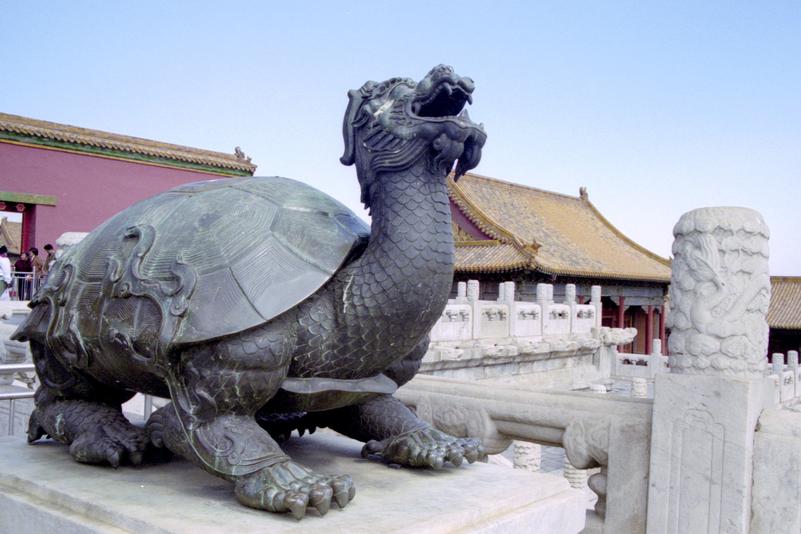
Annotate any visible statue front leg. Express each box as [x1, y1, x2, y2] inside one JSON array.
[[27, 340, 147, 467], [150, 322, 354, 519], [324, 337, 485, 468]]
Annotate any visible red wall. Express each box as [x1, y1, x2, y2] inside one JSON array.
[[0, 143, 235, 249]]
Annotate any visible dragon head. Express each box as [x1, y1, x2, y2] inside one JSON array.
[[341, 65, 486, 208]]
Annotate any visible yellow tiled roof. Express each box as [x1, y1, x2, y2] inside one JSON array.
[[455, 241, 531, 273], [0, 113, 256, 174], [769, 277, 801, 330], [450, 173, 672, 282]]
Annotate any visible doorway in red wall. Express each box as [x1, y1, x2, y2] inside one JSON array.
[[0, 207, 24, 257]]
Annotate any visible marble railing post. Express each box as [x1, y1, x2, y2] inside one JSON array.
[[609, 344, 619, 378], [503, 281, 515, 304], [565, 284, 577, 334], [770, 353, 784, 404], [590, 285, 602, 334], [648, 339, 663, 378], [771, 352, 784, 378], [455, 281, 467, 303], [503, 282, 518, 337], [651, 338, 662, 356], [467, 280, 481, 340], [789, 350, 800, 398], [647, 207, 774, 534], [466, 280, 479, 303], [536, 283, 549, 337], [631, 377, 648, 399]]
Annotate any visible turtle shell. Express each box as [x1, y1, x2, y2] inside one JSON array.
[[39, 176, 369, 348]]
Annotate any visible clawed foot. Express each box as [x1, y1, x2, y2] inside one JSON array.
[[362, 427, 486, 468], [68, 423, 148, 467], [28, 406, 148, 467], [235, 462, 355, 519]]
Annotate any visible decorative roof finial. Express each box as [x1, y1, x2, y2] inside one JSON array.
[[234, 146, 252, 163], [579, 186, 588, 200]]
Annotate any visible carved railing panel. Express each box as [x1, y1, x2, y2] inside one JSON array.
[[397, 375, 652, 533]]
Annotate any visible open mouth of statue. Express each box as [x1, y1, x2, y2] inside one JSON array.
[[411, 80, 474, 119]]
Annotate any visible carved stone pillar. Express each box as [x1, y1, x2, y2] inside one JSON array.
[[667, 207, 771, 376], [512, 441, 541, 472], [647, 207, 775, 534]]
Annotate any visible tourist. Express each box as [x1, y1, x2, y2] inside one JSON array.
[[29, 247, 45, 277], [13, 251, 31, 273], [13, 251, 33, 300], [44, 243, 56, 272], [0, 246, 11, 301]]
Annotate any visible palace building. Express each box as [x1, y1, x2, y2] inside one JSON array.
[[768, 276, 801, 356], [448, 173, 672, 354], [0, 112, 256, 254]]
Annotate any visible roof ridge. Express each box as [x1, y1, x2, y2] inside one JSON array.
[[451, 172, 671, 281], [581, 198, 672, 267], [448, 177, 540, 260], [463, 172, 582, 201], [0, 112, 256, 174], [772, 276, 801, 283]]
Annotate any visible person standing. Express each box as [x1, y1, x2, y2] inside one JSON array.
[[13, 251, 33, 299], [13, 251, 31, 273], [43, 243, 56, 273], [0, 246, 12, 301], [29, 247, 45, 277]]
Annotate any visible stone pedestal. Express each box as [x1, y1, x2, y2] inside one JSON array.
[[750, 408, 801, 533], [647, 373, 773, 533], [0, 432, 585, 534], [647, 207, 774, 534]]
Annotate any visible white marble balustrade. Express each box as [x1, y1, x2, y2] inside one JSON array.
[[429, 281, 602, 345], [610, 339, 669, 380], [766, 350, 800, 405]]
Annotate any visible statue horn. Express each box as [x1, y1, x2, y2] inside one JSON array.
[[340, 87, 370, 166]]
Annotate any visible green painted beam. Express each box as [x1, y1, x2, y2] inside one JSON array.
[[0, 191, 57, 206]]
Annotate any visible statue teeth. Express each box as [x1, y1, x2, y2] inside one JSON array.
[[467, 94, 473, 105], [458, 109, 471, 121]]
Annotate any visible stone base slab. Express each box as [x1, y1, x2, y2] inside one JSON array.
[[0, 432, 585, 533]]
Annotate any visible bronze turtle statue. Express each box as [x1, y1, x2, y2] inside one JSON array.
[[13, 64, 487, 519]]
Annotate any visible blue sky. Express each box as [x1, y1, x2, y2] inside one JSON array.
[[2, 1, 799, 273]]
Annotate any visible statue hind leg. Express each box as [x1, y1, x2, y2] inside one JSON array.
[[27, 340, 147, 466], [147, 320, 354, 519], [321, 336, 485, 468]]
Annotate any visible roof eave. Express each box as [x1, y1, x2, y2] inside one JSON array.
[[0, 113, 257, 175]]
